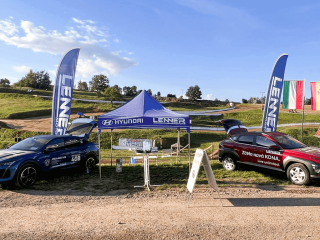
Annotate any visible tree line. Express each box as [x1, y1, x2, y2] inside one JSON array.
[[2, 70, 204, 101]]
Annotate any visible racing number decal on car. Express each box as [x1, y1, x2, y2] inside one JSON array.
[[71, 154, 81, 162]]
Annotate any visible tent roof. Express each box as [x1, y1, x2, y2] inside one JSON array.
[[98, 90, 190, 131]]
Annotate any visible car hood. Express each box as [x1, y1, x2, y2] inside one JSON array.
[[289, 147, 320, 158], [0, 149, 35, 162]]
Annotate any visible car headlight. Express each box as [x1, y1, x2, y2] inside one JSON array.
[[0, 161, 15, 167], [311, 164, 320, 174]]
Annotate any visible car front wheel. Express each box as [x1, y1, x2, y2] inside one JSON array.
[[15, 164, 38, 188], [287, 163, 310, 185], [222, 155, 237, 171], [85, 156, 97, 173]]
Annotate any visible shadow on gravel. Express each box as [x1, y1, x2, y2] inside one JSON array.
[[228, 198, 320, 207]]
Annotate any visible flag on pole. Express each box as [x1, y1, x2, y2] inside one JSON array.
[[282, 80, 304, 109], [51, 48, 80, 135], [262, 53, 288, 132], [310, 82, 320, 111]]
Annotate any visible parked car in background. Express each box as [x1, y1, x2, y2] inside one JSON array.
[[0, 118, 98, 188], [219, 131, 320, 185]]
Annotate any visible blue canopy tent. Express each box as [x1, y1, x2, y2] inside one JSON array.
[[97, 90, 191, 177]]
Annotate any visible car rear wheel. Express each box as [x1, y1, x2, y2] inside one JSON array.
[[15, 164, 38, 188], [287, 163, 310, 185], [85, 156, 96, 174], [222, 155, 237, 171]]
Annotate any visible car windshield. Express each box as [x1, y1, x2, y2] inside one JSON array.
[[272, 135, 307, 149], [9, 137, 51, 151]]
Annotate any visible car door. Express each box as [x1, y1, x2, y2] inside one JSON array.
[[234, 134, 257, 163], [253, 135, 282, 169], [46, 138, 71, 169], [64, 137, 86, 167]]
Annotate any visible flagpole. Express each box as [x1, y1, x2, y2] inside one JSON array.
[[301, 79, 306, 142]]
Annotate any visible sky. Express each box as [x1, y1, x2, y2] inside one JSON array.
[[0, 0, 320, 102]]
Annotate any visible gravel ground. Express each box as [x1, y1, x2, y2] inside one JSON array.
[[1, 185, 320, 239]]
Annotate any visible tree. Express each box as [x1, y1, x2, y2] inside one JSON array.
[[78, 80, 88, 91], [157, 91, 161, 97], [17, 70, 51, 89], [104, 85, 123, 107], [131, 86, 137, 96], [305, 98, 311, 105], [167, 94, 176, 98], [89, 74, 109, 97], [113, 85, 122, 94], [242, 98, 248, 104], [147, 89, 152, 95], [0, 78, 10, 88], [186, 85, 202, 101], [123, 86, 133, 96]]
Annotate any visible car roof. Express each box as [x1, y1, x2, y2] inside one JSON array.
[[30, 135, 79, 140]]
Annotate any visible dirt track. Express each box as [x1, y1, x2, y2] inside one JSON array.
[[2, 185, 320, 239]]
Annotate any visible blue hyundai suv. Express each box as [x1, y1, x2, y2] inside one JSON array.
[[0, 118, 99, 188]]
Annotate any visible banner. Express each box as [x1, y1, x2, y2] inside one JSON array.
[[282, 80, 304, 109], [262, 54, 288, 132], [51, 48, 80, 135], [310, 82, 320, 111]]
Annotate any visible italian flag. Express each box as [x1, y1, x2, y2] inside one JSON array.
[[282, 80, 304, 109], [311, 82, 320, 111]]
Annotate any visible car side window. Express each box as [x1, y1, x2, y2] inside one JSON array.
[[65, 137, 81, 148], [47, 138, 64, 149], [237, 135, 254, 144], [256, 136, 276, 148]]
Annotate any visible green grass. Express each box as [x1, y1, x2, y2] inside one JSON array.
[[0, 93, 121, 119], [7, 160, 290, 192]]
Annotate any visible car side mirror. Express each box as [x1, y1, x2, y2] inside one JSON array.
[[269, 145, 279, 150]]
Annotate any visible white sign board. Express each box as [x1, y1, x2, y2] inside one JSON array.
[[187, 149, 204, 193], [187, 149, 219, 193]]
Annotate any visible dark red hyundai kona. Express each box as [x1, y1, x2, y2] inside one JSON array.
[[218, 124, 320, 185]]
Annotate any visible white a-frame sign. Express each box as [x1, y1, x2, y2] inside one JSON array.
[[186, 149, 222, 207]]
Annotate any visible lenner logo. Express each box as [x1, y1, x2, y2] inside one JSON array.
[[102, 118, 143, 126], [153, 117, 186, 125], [264, 76, 282, 132], [55, 74, 73, 135]]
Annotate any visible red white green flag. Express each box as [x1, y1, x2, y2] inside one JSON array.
[[282, 80, 304, 109]]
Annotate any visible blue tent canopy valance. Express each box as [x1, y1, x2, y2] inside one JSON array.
[[98, 90, 190, 132]]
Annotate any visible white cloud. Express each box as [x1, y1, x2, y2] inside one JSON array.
[[72, 18, 96, 25], [0, 18, 137, 79], [128, 52, 134, 55], [114, 38, 119, 43], [0, 19, 18, 35], [205, 94, 213, 100], [13, 65, 31, 73]]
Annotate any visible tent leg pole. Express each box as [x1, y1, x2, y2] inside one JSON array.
[[177, 128, 180, 163], [111, 129, 113, 167], [99, 131, 101, 179], [188, 132, 191, 173]]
